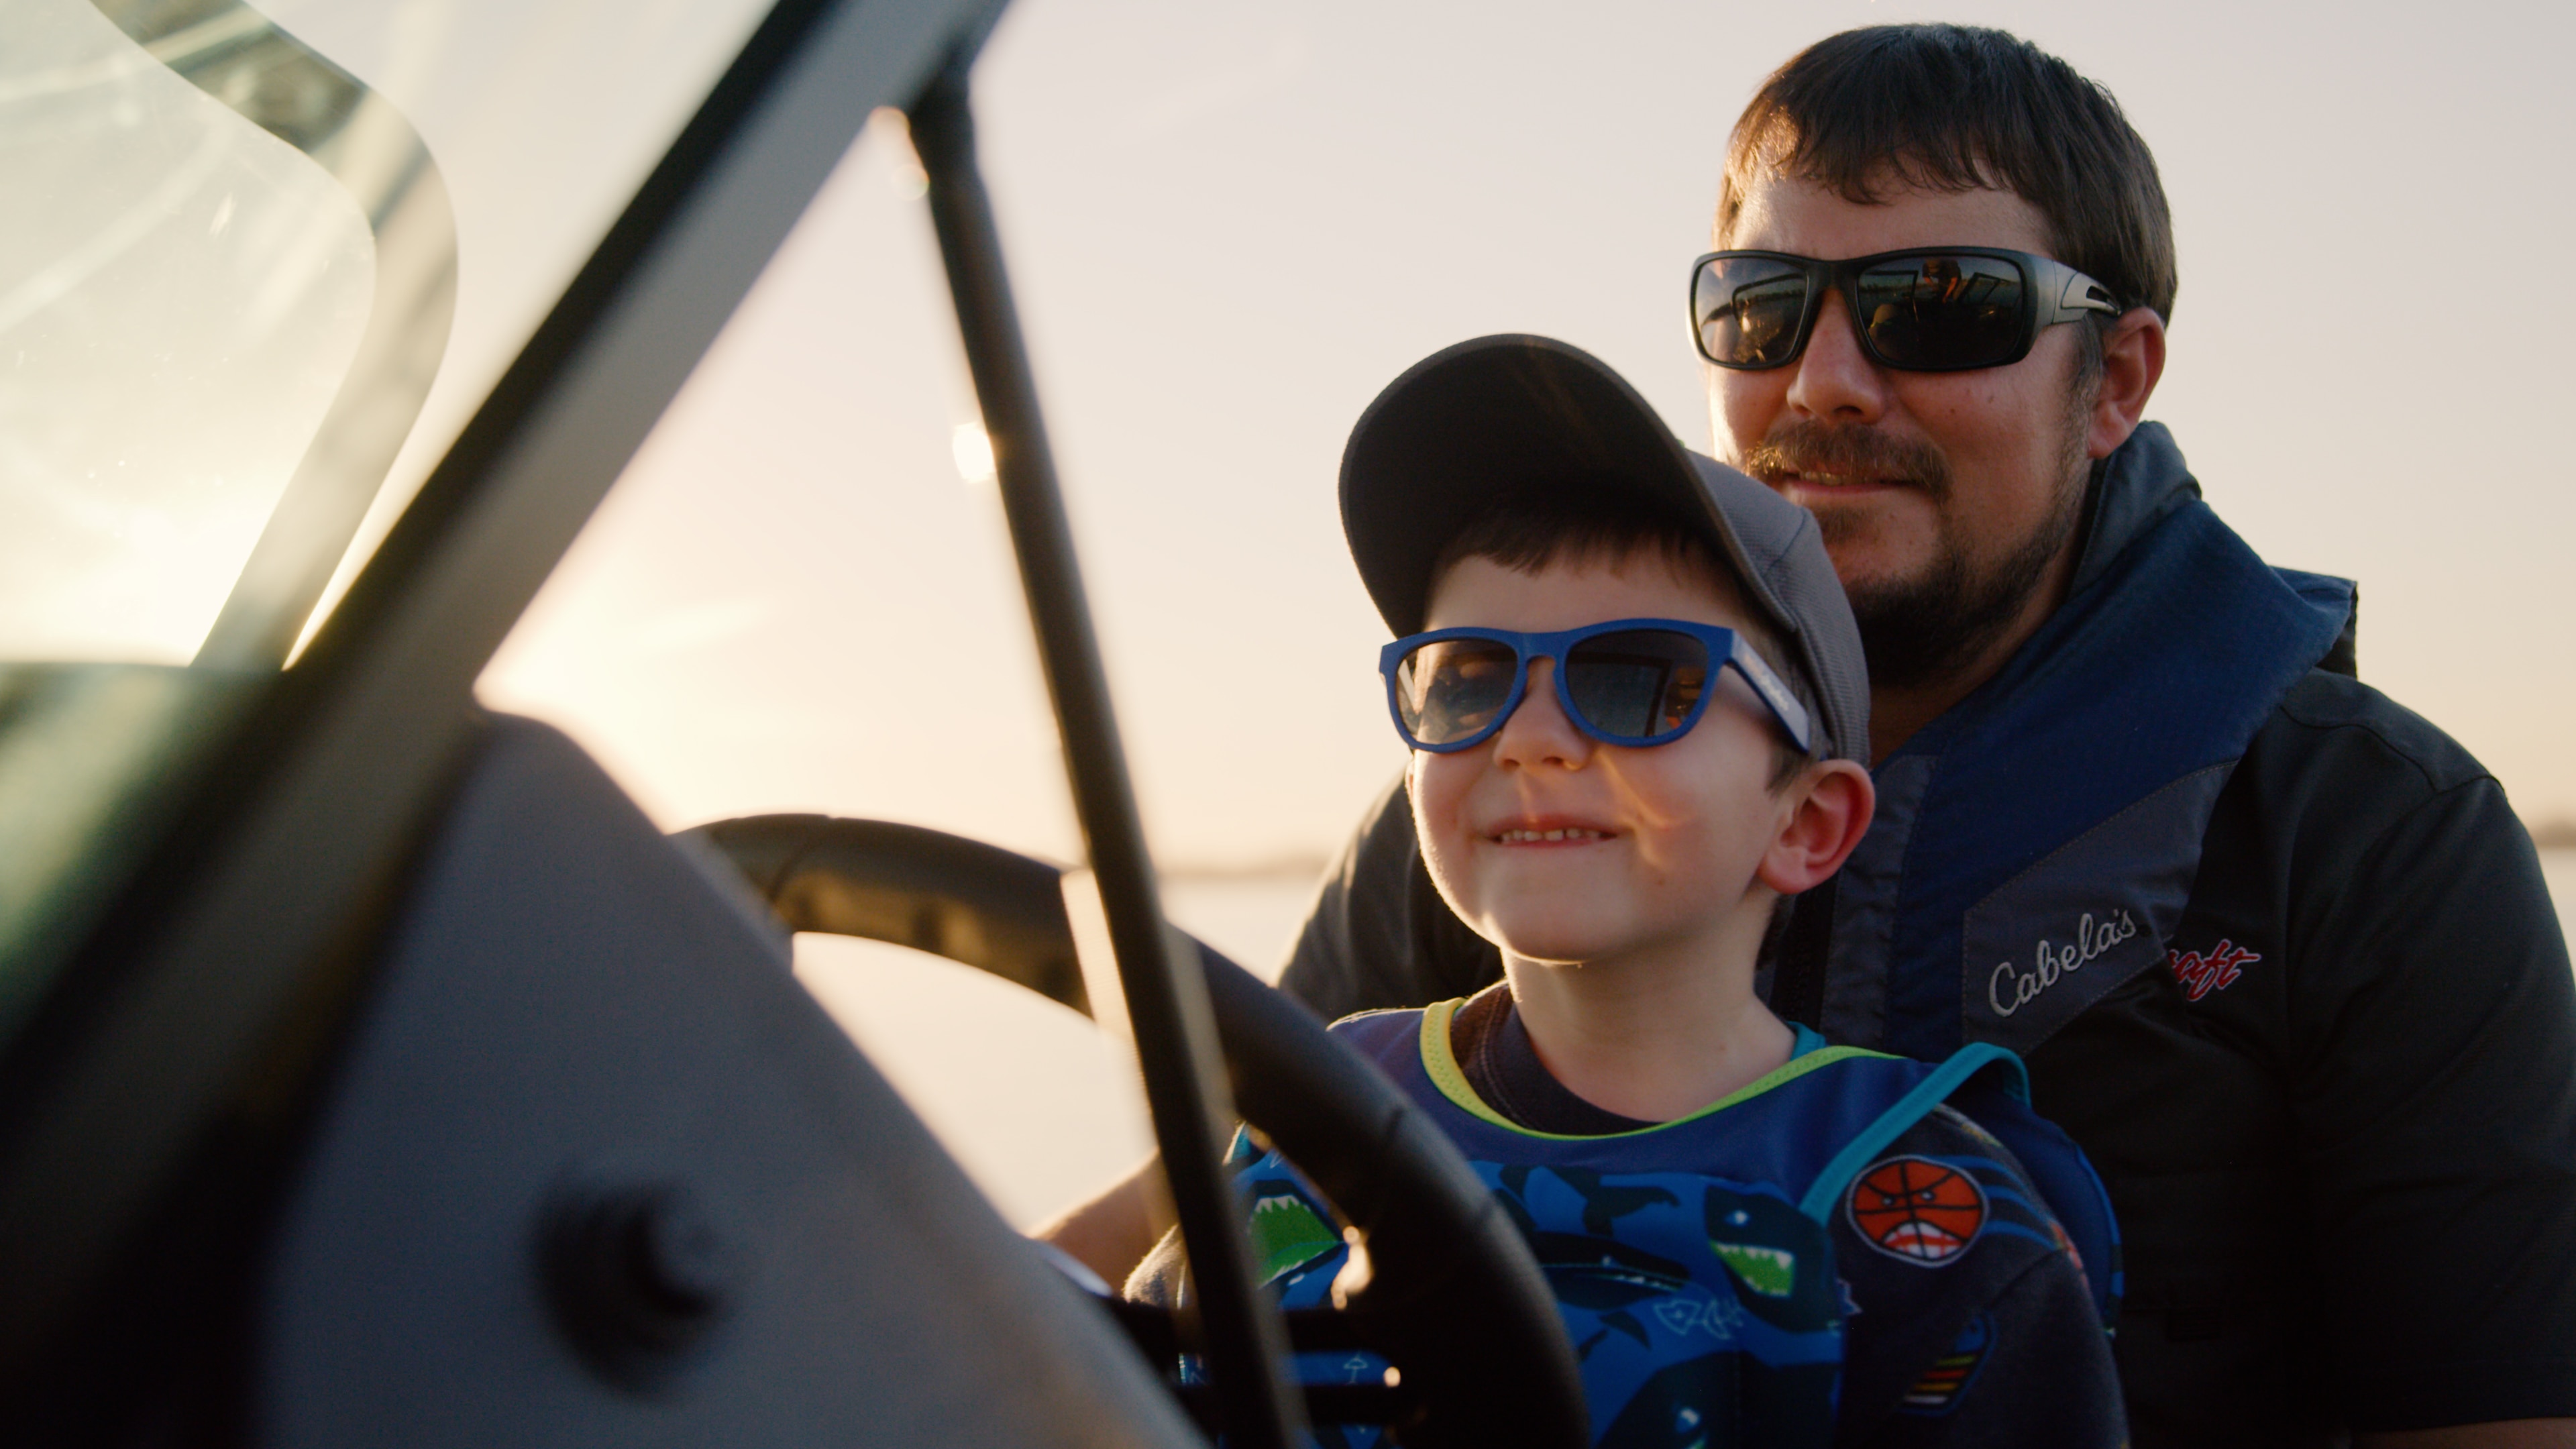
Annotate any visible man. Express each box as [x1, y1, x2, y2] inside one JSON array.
[[1273, 25, 2576, 1449]]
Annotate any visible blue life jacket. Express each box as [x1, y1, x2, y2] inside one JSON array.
[[1232, 1008, 2119, 1448]]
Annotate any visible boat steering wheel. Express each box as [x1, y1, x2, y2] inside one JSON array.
[[687, 814, 1586, 1449]]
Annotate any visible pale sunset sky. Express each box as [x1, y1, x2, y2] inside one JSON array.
[[476, 0, 2576, 882]]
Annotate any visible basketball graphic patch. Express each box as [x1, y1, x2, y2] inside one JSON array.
[[1846, 1156, 1986, 1265]]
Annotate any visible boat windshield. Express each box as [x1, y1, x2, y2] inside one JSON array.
[[5, 0, 776, 667], [0, 0, 775, 1041]]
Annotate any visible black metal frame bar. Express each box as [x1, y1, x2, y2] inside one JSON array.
[[910, 54, 1306, 1449]]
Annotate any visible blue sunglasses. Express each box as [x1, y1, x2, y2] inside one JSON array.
[[1379, 619, 1813, 755]]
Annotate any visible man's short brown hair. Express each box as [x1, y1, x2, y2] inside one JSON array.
[[1717, 24, 2177, 324]]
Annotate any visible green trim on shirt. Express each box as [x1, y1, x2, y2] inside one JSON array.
[[1415, 996, 1895, 1142]]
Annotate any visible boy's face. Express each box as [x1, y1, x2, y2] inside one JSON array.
[[1407, 549, 1802, 969]]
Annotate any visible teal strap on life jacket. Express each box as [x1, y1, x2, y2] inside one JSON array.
[[1794, 1042, 2029, 1222]]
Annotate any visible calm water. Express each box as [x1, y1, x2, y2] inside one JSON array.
[[800, 853, 2576, 1230]]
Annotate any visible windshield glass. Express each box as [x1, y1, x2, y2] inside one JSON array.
[[0, 0, 775, 1048], [2, 0, 773, 668], [3, 0, 378, 665]]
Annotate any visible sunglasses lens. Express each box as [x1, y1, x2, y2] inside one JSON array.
[[1396, 637, 1518, 746], [1563, 630, 1711, 741], [1695, 256, 1810, 367], [1854, 254, 2029, 368]]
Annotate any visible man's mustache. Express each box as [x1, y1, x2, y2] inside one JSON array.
[[1738, 422, 1951, 502]]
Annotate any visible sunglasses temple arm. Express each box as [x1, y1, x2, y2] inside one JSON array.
[[1725, 649, 1815, 758], [2041, 258, 2123, 322]]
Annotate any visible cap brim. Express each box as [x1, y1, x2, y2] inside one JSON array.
[[1347, 337, 1688, 636]]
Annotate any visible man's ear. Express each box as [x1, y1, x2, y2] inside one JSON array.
[[2086, 307, 2167, 460], [1758, 759, 1874, 896]]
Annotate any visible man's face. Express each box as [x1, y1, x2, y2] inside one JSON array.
[[1406, 552, 1796, 969], [1709, 176, 2098, 690]]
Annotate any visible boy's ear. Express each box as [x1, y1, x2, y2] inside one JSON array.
[[1757, 759, 1875, 897]]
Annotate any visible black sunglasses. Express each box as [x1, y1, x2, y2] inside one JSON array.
[[1690, 247, 2121, 373]]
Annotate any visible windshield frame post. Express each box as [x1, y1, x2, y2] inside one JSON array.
[[909, 54, 1310, 1449]]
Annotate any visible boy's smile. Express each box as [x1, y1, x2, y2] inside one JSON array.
[[1407, 551, 1794, 974]]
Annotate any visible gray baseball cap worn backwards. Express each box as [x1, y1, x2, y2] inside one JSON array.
[[1340, 334, 1870, 763]]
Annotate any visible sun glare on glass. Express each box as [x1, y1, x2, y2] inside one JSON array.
[[951, 421, 996, 485]]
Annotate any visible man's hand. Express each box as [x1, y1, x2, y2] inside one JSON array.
[[2359, 1422, 2576, 1448], [1030, 1154, 1171, 1291]]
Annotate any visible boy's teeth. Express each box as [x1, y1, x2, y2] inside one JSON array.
[[1499, 828, 1607, 843]]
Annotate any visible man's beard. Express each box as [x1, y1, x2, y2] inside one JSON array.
[[1740, 417, 2090, 693]]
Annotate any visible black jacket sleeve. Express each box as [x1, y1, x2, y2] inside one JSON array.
[[1276, 775, 1499, 1020], [2017, 673, 2576, 1442], [2285, 767, 2576, 1426]]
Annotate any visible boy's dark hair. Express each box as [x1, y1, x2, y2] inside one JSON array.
[[1719, 25, 2177, 334], [1429, 485, 1817, 786]]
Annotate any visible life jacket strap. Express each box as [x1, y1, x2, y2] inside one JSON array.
[[1795, 1042, 2029, 1221]]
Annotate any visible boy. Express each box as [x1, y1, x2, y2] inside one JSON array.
[[1216, 335, 2125, 1446]]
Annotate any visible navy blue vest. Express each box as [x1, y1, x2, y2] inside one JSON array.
[[1815, 425, 2354, 1059]]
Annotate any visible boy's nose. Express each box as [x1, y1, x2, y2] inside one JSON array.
[[1492, 659, 1591, 770]]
